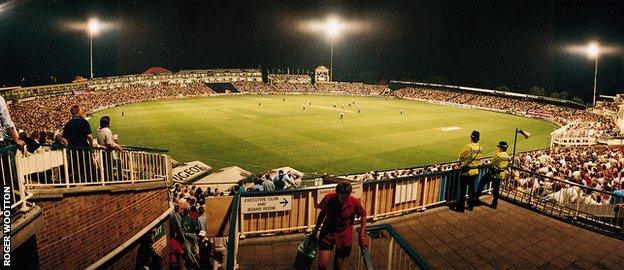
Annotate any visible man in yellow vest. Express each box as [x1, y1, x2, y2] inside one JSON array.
[[455, 130, 482, 212], [477, 141, 509, 209]]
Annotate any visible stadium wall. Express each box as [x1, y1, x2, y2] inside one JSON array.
[[29, 183, 169, 270], [102, 221, 171, 270]]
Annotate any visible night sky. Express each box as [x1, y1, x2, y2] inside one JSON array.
[[1, 0, 623, 102]]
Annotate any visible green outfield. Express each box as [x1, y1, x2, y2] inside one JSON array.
[[89, 95, 558, 175]]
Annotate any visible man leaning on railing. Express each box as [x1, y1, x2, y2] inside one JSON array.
[[96, 116, 123, 181], [60, 105, 95, 182]]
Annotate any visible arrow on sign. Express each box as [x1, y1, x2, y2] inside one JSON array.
[[280, 198, 288, 207]]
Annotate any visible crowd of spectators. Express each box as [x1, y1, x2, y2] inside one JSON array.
[[556, 120, 620, 139], [170, 184, 225, 269], [395, 87, 564, 114], [514, 147, 624, 205], [238, 170, 303, 192], [233, 81, 387, 96], [394, 87, 621, 139], [314, 82, 387, 95], [344, 163, 458, 182], [8, 83, 215, 135]]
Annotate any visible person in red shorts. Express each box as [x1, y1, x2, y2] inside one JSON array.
[[312, 181, 368, 270]]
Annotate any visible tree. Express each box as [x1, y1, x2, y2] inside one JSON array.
[[529, 86, 546, 96]]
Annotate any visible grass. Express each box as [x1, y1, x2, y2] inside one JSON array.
[[89, 95, 558, 175]]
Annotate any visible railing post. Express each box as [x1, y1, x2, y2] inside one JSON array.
[[166, 155, 173, 183], [129, 152, 135, 183], [14, 152, 29, 212], [574, 188, 583, 219], [307, 190, 314, 232], [63, 148, 70, 187], [234, 209, 240, 269], [527, 177, 535, 206], [423, 177, 429, 208], [99, 150, 105, 185], [373, 182, 379, 221], [387, 237, 394, 270], [239, 198, 245, 239]]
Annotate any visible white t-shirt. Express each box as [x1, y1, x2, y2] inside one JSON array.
[[97, 127, 115, 148]]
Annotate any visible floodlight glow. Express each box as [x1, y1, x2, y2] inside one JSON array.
[[87, 18, 100, 36], [587, 42, 599, 57], [325, 17, 343, 39]]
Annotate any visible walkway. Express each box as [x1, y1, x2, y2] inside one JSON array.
[[237, 199, 624, 269]]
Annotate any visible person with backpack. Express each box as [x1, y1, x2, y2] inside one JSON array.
[[312, 181, 368, 270]]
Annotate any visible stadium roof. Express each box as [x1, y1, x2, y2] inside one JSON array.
[[142, 67, 172, 75]]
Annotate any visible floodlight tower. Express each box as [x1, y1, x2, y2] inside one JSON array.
[[87, 18, 101, 79], [324, 17, 344, 81], [586, 42, 599, 107]]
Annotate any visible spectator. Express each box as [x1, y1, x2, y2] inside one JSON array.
[[62, 105, 95, 182], [169, 231, 185, 270], [96, 116, 122, 150], [188, 205, 200, 220], [198, 230, 214, 270], [262, 175, 275, 191], [198, 207, 207, 232], [253, 178, 265, 192], [19, 131, 40, 153], [61, 105, 93, 148], [194, 187, 204, 202], [0, 95, 25, 150], [273, 170, 286, 190], [236, 180, 246, 194]]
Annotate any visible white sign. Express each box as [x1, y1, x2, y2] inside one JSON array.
[[316, 183, 363, 204], [241, 195, 292, 214], [394, 181, 419, 205], [172, 161, 212, 183]]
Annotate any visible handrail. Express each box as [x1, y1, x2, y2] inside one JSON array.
[[39, 143, 169, 153], [225, 191, 241, 270], [366, 224, 432, 270], [120, 146, 169, 153], [18, 145, 171, 188]]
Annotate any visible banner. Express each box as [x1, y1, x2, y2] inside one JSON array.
[[172, 161, 211, 183]]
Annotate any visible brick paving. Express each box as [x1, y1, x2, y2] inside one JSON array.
[[237, 199, 624, 269]]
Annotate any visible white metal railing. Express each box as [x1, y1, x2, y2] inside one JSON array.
[[1, 146, 31, 212], [16, 146, 172, 188]]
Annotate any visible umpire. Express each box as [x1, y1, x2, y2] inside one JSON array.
[[455, 130, 482, 212], [477, 141, 509, 209]]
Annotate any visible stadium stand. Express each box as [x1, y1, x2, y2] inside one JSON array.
[[8, 83, 216, 133], [4, 72, 624, 269]]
